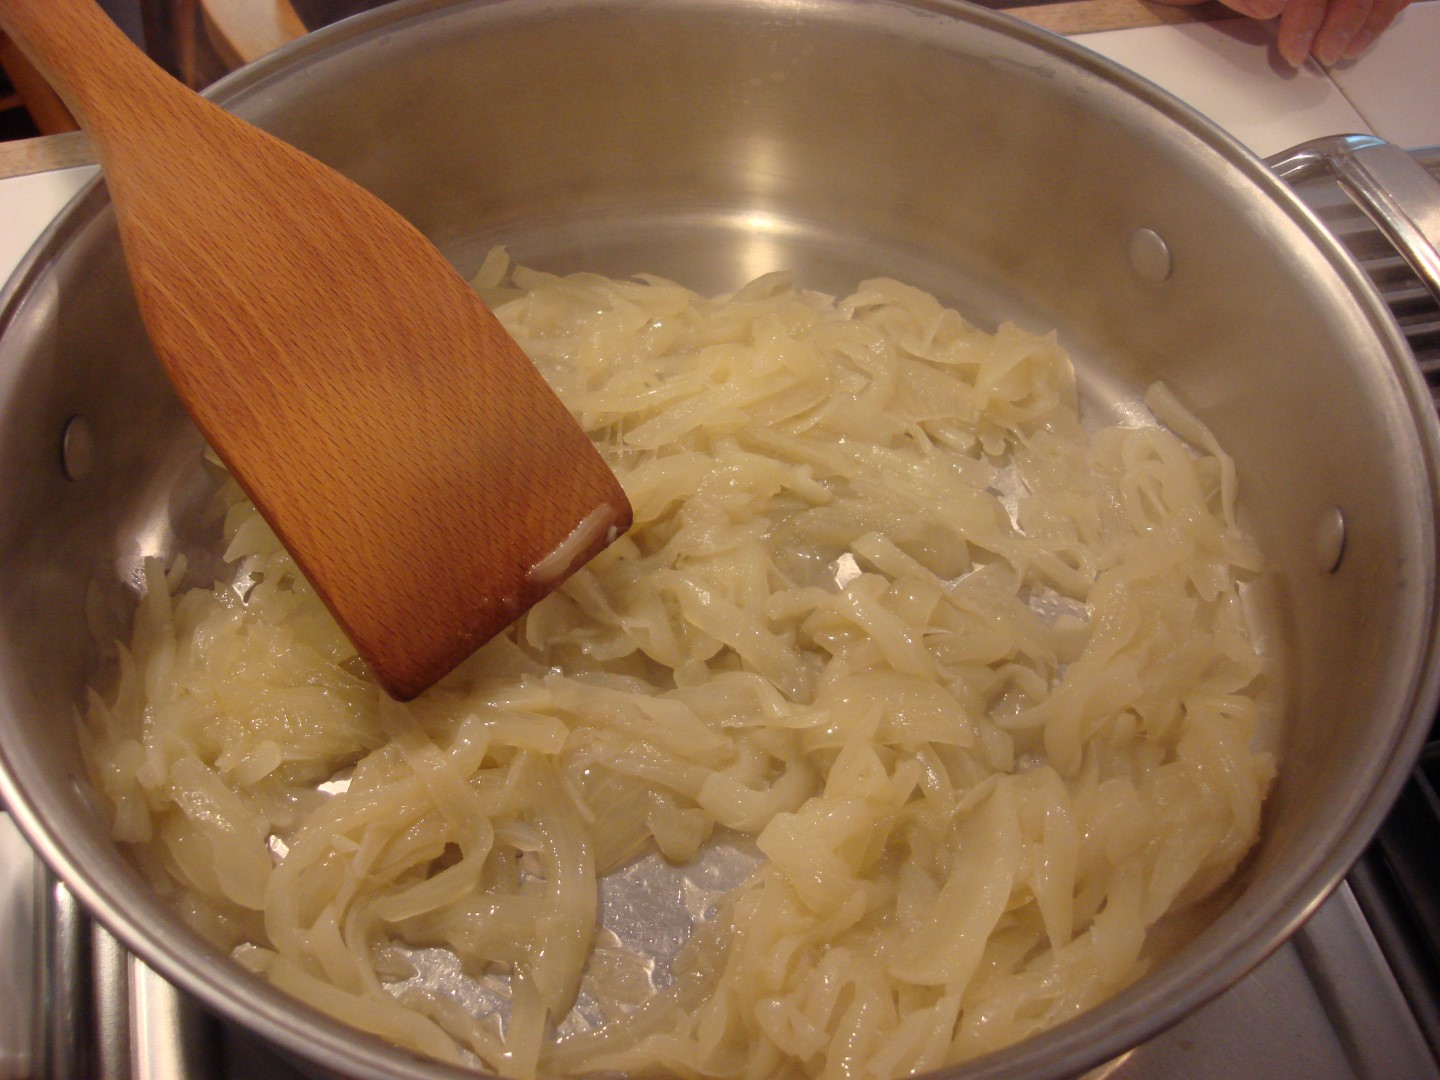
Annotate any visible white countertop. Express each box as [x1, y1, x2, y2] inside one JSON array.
[[1077, 0, 1439, 156]]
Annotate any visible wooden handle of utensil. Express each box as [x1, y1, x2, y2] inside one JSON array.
[[0, 0, 634, 702]]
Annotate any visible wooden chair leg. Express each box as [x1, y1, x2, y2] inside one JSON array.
[[0, 1, 308, 135], [0, 31, 79, 134], [200, 0, 307, 70]]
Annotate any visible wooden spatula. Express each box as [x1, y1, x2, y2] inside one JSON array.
[[1, 0, 632, 700]]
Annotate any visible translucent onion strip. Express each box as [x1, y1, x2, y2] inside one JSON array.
[[81, 253, 1276, 1079]]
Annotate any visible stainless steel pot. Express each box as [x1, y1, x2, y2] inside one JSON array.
[[2, 1, 1439, 1077]]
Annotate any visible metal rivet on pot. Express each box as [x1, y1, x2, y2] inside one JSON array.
[[61, 416, 95, 481], [1127, 227, 1172, 284], [1313, 506, 1346, 573]]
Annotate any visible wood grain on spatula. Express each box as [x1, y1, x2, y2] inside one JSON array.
[[0, 0, 632, 699]]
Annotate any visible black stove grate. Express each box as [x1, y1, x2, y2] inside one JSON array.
[[1302, 143, 1440, 1058], [1351, 725, 1440, 1060], [1282, 145, 1440, 406]]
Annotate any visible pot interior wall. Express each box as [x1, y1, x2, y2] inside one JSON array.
[[0, 1, 1435, 1077]]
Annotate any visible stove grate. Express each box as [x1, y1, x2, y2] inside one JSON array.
[[1278, 145, 1440, 407], [1289, 142, 1440, 1059], [1351, 726, 1440, 1061]]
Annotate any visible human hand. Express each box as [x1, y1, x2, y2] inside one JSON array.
[[1158, 0, 1413, 67]]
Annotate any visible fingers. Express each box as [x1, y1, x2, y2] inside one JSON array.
[[1312, 0, 1373, 62], [1170, 0, 1412, 64], [1263, 0, 1413, 66], [1274, 0, 1331, 66]]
